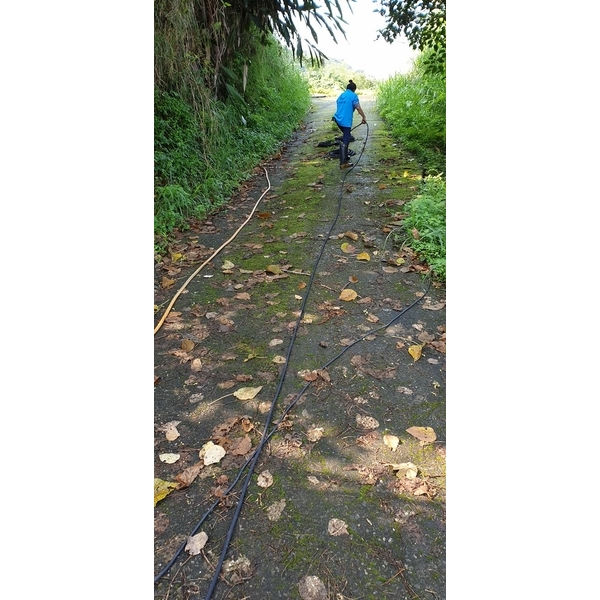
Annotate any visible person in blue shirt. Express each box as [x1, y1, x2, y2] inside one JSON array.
[[332, 80, 367, 169]]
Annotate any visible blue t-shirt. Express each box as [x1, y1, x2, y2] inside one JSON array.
[[333, 89, 359, 128]]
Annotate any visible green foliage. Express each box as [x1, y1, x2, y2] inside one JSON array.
[[395, 174, 446, 280], [303, 59, 379, 95], [379, 0, 446, 53], [154, 38, 311, 253], [376, 48, 445, 174]]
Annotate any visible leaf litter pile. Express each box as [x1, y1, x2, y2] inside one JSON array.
[[154, 98, 446, 600]]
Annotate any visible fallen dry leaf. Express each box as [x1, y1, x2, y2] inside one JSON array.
[[391, 462, 418, 479], [356, 252, 370, 261], [266, 264, 283, 274], [233, 386, 263, 400], [162, 421, 181, 441], [185, 532, 208, 556], [298, 575, 328, 600], [190, 358, 203, 372], [181, 339, 195, 352], [200, 441, 226, 465], [339, 288, 358, 302], [408, 345, 422, 361], [222, 260, 235, 270], [383, 434, 400, 452], [356, 414, 380, 429], [257, 470, 273, 488], [230, 435, 252, 456], [340, 242, 355, 253], [175, 463, 204, 488], [159, 453, 180, 464], [298, 369, 318, 381], [344, 231, 359, 241], [406, 426, 437, 445], [328, 518, 349, 536], [266, 499, 286, 521], [161, 277, 176, 289], [154, 478, 180, 506], [422, 302, 446, 311]]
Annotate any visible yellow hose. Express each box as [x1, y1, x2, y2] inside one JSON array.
[[154, 168, 271, 335]]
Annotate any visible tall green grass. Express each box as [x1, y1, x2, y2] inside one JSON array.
[[154, 37, 311, 253], [376, 49, 445, 175], [376, 48, 446, 281], [397, 175, 446, 281]]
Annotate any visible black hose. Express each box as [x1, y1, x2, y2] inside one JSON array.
[[155, 121, 431, 597]]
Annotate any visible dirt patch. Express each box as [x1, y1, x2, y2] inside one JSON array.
[[154, 97, 446, 599]]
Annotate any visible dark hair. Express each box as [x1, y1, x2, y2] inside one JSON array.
[[346, 80, 357, 92]]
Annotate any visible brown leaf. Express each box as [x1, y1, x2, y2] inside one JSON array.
[[327, 518, 349, 536], [266, 499, 286, 522], [406, 426, 437, 445], [175, 462, 204, 488], [422, 301, 446, 311], [162, 421, 181, 441], [344, 231, 359, 241], [161, 277, 176, 289], [191, 358, 203, 372], [181, 339, 195, 352], [340, 242, 355, 253], [298, 369, 318, 381], [230, 435, 252, 456]]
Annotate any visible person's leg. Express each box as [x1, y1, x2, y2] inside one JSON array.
[[336, 125, 351, 167], [340, 125, 352, 168]]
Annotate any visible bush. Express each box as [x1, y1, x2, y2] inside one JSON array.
[[396, 175, 446, 281]]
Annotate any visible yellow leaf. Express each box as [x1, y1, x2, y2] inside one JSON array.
[[154, 478, 180, 506], [344, 231, 359, 241], [340, 243, 355, 253], [222, 260, 235, 270], [233, 386, 263, 400], [408, 345, 422, 361], [266, 264, 282, 274], [356, 252, 370, 261], [339, 288, 358, 302], [395, 257, 406, 265], [171, 253, 183, 262]]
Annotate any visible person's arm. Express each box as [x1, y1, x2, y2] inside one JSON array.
[[356, 103, 367, 124]]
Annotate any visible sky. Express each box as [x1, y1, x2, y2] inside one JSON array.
[[294, 1, 418, 80]]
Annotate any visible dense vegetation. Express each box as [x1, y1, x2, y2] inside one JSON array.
[[154, 0, 445, 279], [375, 49, 446, 280], [154, 39, 311, 250]]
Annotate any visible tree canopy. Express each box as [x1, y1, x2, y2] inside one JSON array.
[[375, 0, 445, 74]]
